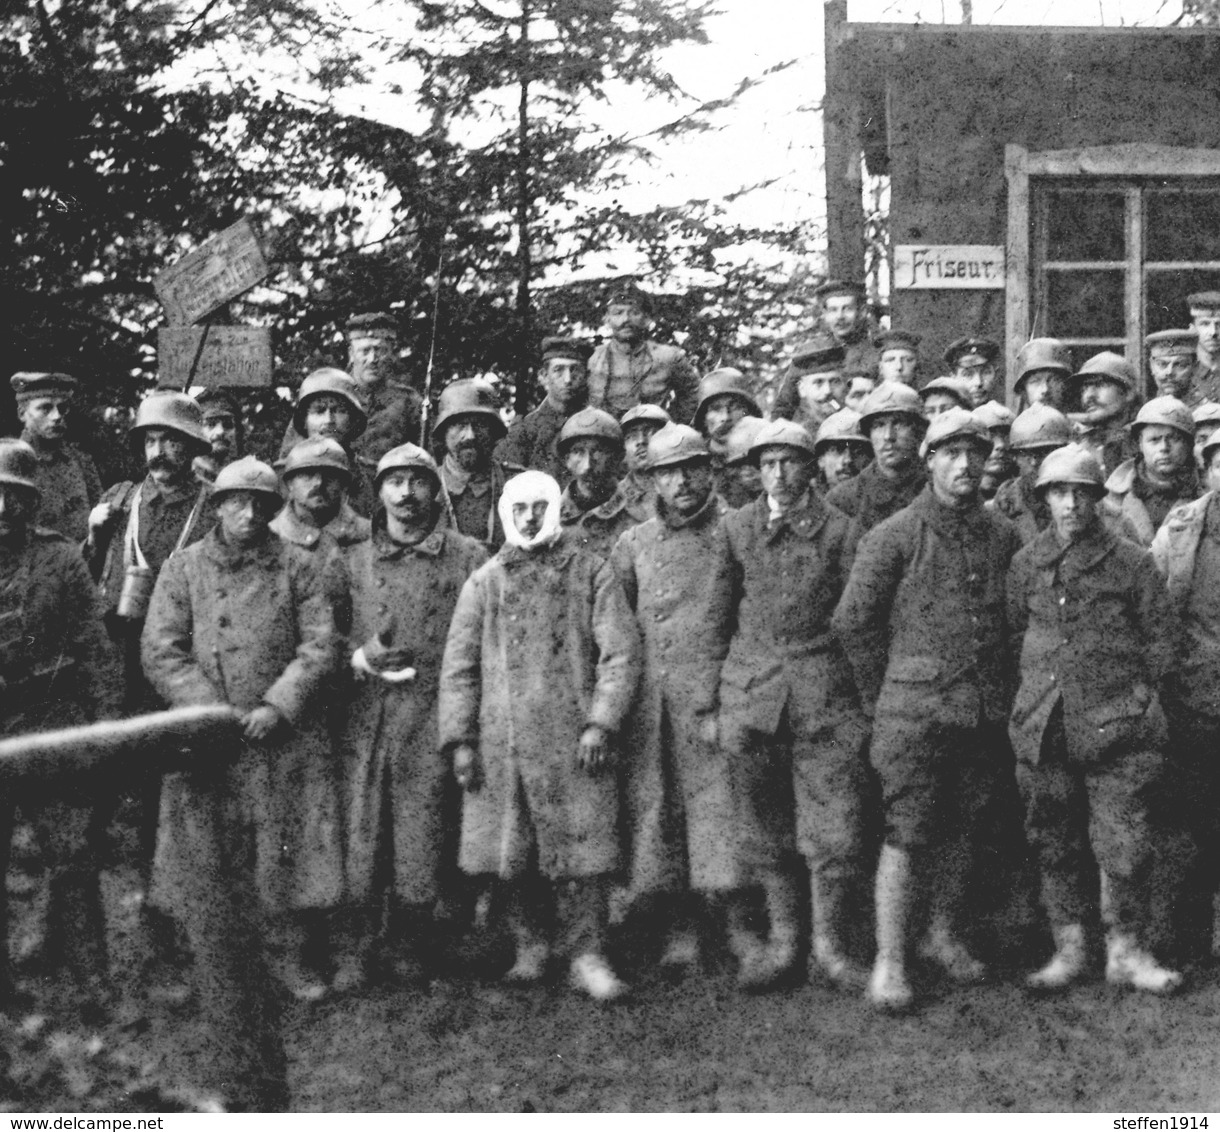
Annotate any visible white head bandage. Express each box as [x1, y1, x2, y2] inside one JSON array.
[[499, 470, 563, 551]]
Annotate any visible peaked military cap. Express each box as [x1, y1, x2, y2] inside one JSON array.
[[540, 336, 592, 364], [1187, 291, 1220, 311], [813, 279, 866, 301], [943, 336, 1001, 368], [873, 329, 921, 352], [347, 311, 397, 335], [1145, 328, 1198, 356], [10, 372, 78, 402]]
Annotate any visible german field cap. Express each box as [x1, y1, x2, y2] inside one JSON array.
[[432, 378, 506, 441], [281, 437, 351, 482], [943, 336, 1000, 368], [0, 438, 40, 496], [196, 387, 240, 420], [748, 418, 817, 462], [874, 329, 921, 352], [1128, 395, 1194, 440], [972, 400, 1015, 433], [858, 381, 926, 433], [1145, 328, 1198, 356], [1034, 443, 1106, 497], [920, 406, 992, 458], [557, 407, 622, 454], [212, 456, 282, 505], [621, 402, 672, 433], [693, 368, 761, 429], [813, 279, 866, 301], [918, 375, 973, 408], [647, 423, 710, 470], [814, 408, 871, 452], [130, 390, 208, 448], [10, 371, 78, 402], [1072, 351, 1136, 393], [375, 442, 440, 490], [791, 334, 846, 373], [540, 336, 592, 364], [293, 369, 368, 439], [722, 416, 768, 466], [1015, 338, 1071, 382], [346, 311, 397, 336], [1187, 291, 1220, 311], [1009, 403, 1073, 452], [607, 282, 651, 313], [1193, 401, 1220, 427]]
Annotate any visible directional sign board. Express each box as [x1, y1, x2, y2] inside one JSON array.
[[153, 219, 270, 326], [158, 326, 273, 388]]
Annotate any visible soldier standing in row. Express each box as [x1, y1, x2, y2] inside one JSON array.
[[197, 388, 244, 479], [717, 416, 766, 510], [10, 371, 101, 542], [813, 280, 878, 377], [287, 369, 375, 516], [835, 409, 1020, 1010], [1070, 352, 1136, 478], [612, 425, 738, 973], [918, 376, 972, 418], [874, 330, 920, 387], [813, 408, 871, 493], [557, 408, 635, 559], [497, 337, 591, 482], [588, 285, 700, 424], [345, 312, 424, 462], [618, 403, 671, 523], [704, 420, 873, 992], [1187, 291, 1220, 405], [1009, 445, 1182, 994], [142, 457, 343, 1003], [441, 470, 642, 1001], [974, 401, 1017, 502], [0, 439, 120, 1012], [692, 368, 762, 478], [272, 437, 371, 557], [1145, 330, 1198, 402], [1193, 402, 1220, 473], [944, 337, 1001, 409], [1012, 339, 1071, 412], [989, 403, 1074, 544], [337, 444, 487, 992]]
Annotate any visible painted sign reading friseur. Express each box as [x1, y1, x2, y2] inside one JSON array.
[[894, 245, 1005, 290]]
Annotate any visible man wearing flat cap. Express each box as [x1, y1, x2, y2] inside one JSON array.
[[944, 336, 1002, 409], [834, 408, 1021, 1011], [496, 337, 591, 482], [815, 279, 878, 377], [586, 284, 701, 424], [1145, 330, 1198, 403], [10, 371, 102, 542], [1187, 292, 1220, 405], [769, 333, 847, 428]]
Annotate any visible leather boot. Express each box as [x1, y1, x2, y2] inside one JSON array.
[[810, 873, 869, 992], [868, 844, 914, 1012], [1026, 923, 1088, 992], [1105, 931, 1183, 995]]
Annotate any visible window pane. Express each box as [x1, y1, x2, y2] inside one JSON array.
[[1145, 268, 1220, 332], [1145, 188, 1220, 263], [1044, 188, 1126, 262], [1042, 270, 1127, 338]]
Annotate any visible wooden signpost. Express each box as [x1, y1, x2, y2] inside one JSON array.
[[157, 326, 273, 388], [154, 219, 270, 327]]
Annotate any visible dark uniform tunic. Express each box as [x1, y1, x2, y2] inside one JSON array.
[[438, 456, 519, 550], [495, 398, 572, 483], [825, 460, 925, 558], [21, 431, 101, 542], [559, 480, 640, 561]]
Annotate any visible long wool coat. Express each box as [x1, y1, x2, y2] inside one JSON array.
[[438, 532, 642, 880], [141, 527, 342, 917], [341, 522, 487, 905]]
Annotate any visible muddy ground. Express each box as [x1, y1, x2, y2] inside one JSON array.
[[8, 863, 1220, 1113]]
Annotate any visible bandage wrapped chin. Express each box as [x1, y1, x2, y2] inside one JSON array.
[[499, 470, 563, 551]]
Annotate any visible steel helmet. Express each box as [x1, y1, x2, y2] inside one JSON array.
[[0, 438, 40, 496], [280, 437, 351, 482], [692, 368, 762, 430], [918, 376, 973, 409], [722, 416, 768, 467], [1073, 352, 1136, 394], [130, 390, 208, 448], [646, 423, 710, 470], [374, 442, 441, 491], [748, 418, 817, 463], [814, 408, 872, 453], [1009, 403, 1073, 452], [1034, 443, 1106, 497], [858, 382, 926, 435], [292, 369, 368, 439], [972, 400, 1015, 433], [432, 378, 506, 443], [620, 402, 672, 434], [919, 406, 993, 459], [557, 407, 623, 455], [211, 456, 283, 506], [1128, 395, 1195, 441], [1015, 338, 1071, 385], [1193, 401, 1220, 427]]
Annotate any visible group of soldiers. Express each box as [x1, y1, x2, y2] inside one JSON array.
[[5, 279, 1220, 1079]]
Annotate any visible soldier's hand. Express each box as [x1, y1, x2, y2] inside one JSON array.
[[241, 704, 283, 743], [453, 744, 481, 792], [577, 725, 611, 774], [88, 501, 116, 535], [697, 713, 719, 748]]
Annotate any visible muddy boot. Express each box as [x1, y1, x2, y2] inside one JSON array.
[[268, 916, 328, 1003], [504, 886, 549, 984], [330, 907, 374, 994], [919, 916, 988, 984], [810, 872, 869, 993], [868, 844, 914, 1012], [739, 870, 799, 992], [569, 952, 629, 1002], [1026, 923, 1088, 993], [1105, 931, 1183, 995]]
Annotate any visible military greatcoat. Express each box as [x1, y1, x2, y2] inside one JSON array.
[[439, 532, 641, 880], [342, 520, 487, 905], [141, 528, 342, 916]]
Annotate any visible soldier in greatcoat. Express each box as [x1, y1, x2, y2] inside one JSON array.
[[1009, 444, 1182, 994], [617, 402, 670, 523], [717, 416, 766, 509], [440, 470, 642, 1001], [1068, 352, 1137, 478], [272, 437, 371, 559], [141, 457, 343, 1003], [10, 371, 101, 542], [988, 403, 1074, 544], [557, 408, 638, 559], [610, 425, 739, 973], [691, 368, 762, 477], [833, 408, 1021, 1010], [0, 438, 120, 1012], [1013, 339, 1071, 412], [813, 408, 871, 493], [702, 420, 873, 992], [284, 369, 377, 516], [335, 443, 487, 991]]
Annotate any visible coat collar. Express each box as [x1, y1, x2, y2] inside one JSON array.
[[764, 487, 829, 544], [371, 513, 448, 559], [497, 531, 576, 570], [1027, 517, 1116, 572], [658, 490, 722, 532], [202, 526, 282, 570], [910, 485, 991, 540]]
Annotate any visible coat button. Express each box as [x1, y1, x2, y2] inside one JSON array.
[[218, 615, 230, 628]]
